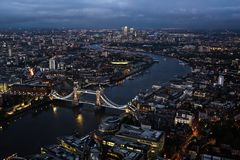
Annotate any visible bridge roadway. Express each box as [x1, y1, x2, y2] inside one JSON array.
[[78, 101, 126, 110], [1, 88, 128, 111], [51, 89, 128, 111]]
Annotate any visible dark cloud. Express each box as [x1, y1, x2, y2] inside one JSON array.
[[0, 0, 240, 29]]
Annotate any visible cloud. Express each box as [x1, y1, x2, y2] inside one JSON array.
[[0, 0, 240, 29]]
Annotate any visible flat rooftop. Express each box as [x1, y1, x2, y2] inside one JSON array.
[[43, 145, 81, 160], [58, 135, 90, 150], [108, 146, 144, 160], [116, 124, 164, 142]]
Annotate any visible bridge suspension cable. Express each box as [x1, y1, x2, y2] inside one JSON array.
[[51, 91, 73, 100], [101, 94, 122, 107], [51, 89, 128, 110], [100, 95, 126, 110]]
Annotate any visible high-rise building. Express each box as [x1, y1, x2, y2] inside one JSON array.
[[123, 26, 128, 36], [134, 31, 137, 37], [130, 28, 134, 34], [8, 45, 12, 57], [218, 75, 224, 86], [49, 57, 56, 70]]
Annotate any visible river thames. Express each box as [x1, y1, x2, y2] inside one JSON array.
[[0, 53, 191, 158]]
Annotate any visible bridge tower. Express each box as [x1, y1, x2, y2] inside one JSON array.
[[95, 89, 101, 107], [73, 81, 80, 106]]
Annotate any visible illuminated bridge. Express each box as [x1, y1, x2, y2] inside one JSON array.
[[1, 82, 137, 112], [50, 82, 136, 111]]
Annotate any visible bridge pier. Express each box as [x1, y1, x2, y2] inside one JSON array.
[[73, 81, 80, 106], [95, 89, 101, 109]]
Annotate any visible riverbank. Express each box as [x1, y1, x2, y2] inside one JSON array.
[[0, 52, 191, 158], [103, 45, 194, 72], [0, 97, 51, 124], [110, 61, 155, 83]]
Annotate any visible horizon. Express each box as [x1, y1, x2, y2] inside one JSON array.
[[1, 0, 240, 29], [0, 26, 240, 32]]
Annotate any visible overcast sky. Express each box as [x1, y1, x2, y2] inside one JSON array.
[[1, 0, 240, 29]]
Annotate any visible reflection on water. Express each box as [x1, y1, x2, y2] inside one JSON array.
[[104, 55, 191, 105], [0, 55, 191, 159], [52, 105, 57, 114], [75, 114, 84, 126], [0, 104, 114, 158]]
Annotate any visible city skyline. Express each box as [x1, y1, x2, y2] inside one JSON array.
[[1, 0, 240, 29], [1, 1, 240, 159]]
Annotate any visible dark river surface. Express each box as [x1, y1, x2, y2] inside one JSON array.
[[0, 52, 191, 158]]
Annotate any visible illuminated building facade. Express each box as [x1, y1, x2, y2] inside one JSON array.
[[0, 82, 8, 92], [123, 26, 128, 36], [9, 84, 51, 96], [101, 135, 150, 159], [116, 124, 165, 154], [94, 118, 165, 159], [174, 110, 194, 127]]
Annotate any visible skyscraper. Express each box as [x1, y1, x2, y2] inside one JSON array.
[[123, 26, 128, 36], [49, 57, 56, 70], [8, 45, 12, 57], [129, 28, 134, 34]]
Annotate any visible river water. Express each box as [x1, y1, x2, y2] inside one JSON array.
[[0, 52, 191, 158]]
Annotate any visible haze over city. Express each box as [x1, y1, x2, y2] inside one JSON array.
[[1, 0, 240, 29]]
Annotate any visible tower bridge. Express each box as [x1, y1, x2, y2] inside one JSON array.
[[1, 82, 136, 112], [50, 82, 133, 111]]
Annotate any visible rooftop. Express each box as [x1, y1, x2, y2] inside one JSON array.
[[116, 124, 164, 142]]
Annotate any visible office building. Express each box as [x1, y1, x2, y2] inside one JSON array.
[[116, 124, 165, 153], [174, 110, 194, 126], [130, 28, 134, 34], [123, 26, 128, 36], [218, 75, 224, 86], [49, 57, 56, 70]]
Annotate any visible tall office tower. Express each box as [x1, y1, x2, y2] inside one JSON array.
[[49, 57, 56, 70], [218, 75, 224, 86], [129, 28, 134, 34], [123, 26, 128, 36], [8, 45, 12, 57], [134, 31, 137, 37]]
